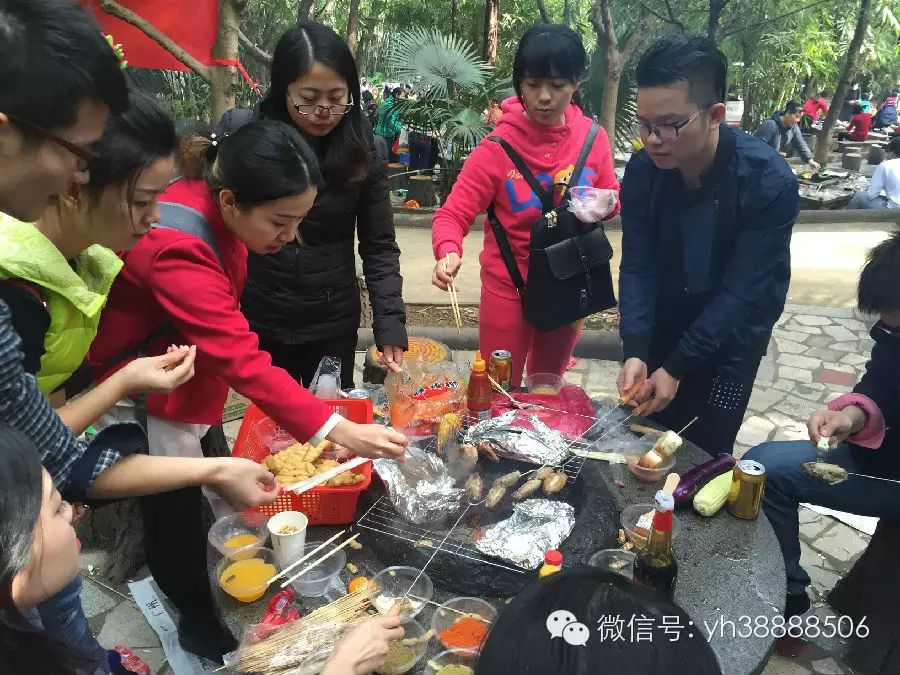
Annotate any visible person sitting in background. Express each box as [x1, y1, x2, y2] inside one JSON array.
[[484, 98, 503, 127], [375, 86, 404, 163], [0, 423, 405, 675], [860, 92, 873, 114], [744, 231, 900, 619], [475, 567, 722, 674], [802, 89, 830, 124], [839, 83, 861, 121], [754, 101, 820, 170], [847, 137, 900, 209], [874, 90, 898, 129], [838, 103, 873, 142]]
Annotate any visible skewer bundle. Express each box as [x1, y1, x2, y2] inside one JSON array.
[[235, 590, 373, 673]]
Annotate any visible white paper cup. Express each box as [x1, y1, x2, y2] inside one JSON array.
[[267, 511, 308, 571]]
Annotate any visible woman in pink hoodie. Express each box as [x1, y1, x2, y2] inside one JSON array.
[[432, 24, 620, 387]]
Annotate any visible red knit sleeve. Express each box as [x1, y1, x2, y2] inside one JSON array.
[[432, 141, 502, 261], [148, 240, 332, 441]]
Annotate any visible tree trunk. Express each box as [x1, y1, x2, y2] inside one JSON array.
[[356, 0, 382, 75], [739, 40, 756, 129], [210, 0, 240, 124], [599, 55, 621, 151], [451, 0, 459, 37], [484, 0, 500, 67], [298, 0, 314, 22], [707, 0, 728, 42], [814, 0, 872, 166], [563, 0, 572, 26], [536, 0, 551, 22], [346, 0, 361, 52]]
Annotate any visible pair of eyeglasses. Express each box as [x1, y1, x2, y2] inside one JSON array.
[[637, 108, 708, 142], [6, 113, 98, 170], [289, 93, 355, 117]]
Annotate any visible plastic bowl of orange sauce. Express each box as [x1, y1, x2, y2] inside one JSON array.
[[216, 546, 277, 603]]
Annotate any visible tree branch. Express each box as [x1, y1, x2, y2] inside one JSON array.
[[719, 0, 834, 40], [238, 29, 272, 65], [638, 1, 684, 31], [536, 0, 552, 22], [599, 0, 618, 52], [621, 21, 646, 63], [99, 0, 211, 81]]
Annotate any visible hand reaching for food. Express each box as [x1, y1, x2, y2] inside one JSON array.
[[807, 406, 866, 448], [329, 420, 409, 461], [321, 606, 405, 675]]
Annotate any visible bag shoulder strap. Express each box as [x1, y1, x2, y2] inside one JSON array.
[[154, 202, 224, 265], [563, 121, 600, 204], [486, 206, 527, 296], [487, 136, 552, 209]]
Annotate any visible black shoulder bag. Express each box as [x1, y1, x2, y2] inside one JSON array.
[[486, 121, 616, 332]]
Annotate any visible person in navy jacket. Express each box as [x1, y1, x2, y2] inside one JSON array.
[[617, 36, 799, 456]]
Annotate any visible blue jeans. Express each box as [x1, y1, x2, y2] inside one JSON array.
[[35, 575, 111, 674], [745, 440, 900, 595], [847, 191, 889, 209]]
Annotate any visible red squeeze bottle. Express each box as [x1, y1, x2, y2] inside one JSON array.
[[467, 351, 492, 421]]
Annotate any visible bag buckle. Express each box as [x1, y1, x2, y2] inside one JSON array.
[[545, 211, 557, 228]]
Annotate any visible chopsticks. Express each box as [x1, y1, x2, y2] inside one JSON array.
[[280, 533, 361, 589], [281, 456, 369, 494], [444, 254, 462, 334], [266, 530, 346, 585]]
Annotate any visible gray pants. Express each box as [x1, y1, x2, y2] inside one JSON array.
[[847, 191, 890, 209]]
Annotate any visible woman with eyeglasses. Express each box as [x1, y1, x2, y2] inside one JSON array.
[[431, 24, 620, 388], [226, 22, 407, 389]]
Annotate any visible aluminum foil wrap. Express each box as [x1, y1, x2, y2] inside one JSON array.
[[464, 411, 571, 465], [373, 446, 465, 524], [475, 499, 576, 569]]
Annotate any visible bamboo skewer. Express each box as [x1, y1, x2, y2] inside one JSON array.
[[280, 534, 361, 588], [444, 254, 462, 333], [266, 530, 346, 585], [677, 416, 700, 436]]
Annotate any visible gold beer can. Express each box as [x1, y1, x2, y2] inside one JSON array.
[[727, 459, 767, 520]]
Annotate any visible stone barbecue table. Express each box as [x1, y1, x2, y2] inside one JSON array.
[[210, 434, 785, 675]]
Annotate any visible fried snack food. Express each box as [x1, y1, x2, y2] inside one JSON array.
[[262, 441, 365, 487]]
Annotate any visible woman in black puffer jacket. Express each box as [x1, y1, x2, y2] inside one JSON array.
[[237, 22, 407, 387]]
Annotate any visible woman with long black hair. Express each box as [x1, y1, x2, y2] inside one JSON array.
[[237, 22, 407, 388]]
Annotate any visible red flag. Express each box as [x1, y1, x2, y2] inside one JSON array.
[[82, 0, 219, 72]]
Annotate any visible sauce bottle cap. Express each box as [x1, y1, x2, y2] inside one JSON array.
[[544, 550, 563, 566]]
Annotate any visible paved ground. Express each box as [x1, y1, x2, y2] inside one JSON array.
[[77, 304, 876, 674], [399, 225, 892, 309]]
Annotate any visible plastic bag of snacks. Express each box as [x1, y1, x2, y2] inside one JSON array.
[[567, 186, 617, 223], [385, 357, 467, 437]]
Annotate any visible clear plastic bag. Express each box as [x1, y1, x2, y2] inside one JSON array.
[[385, 356, 467, 436], [309, 356, 342, 398], [568, 186, 617, 223]]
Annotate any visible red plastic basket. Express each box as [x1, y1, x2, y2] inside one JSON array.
[[231, 399, 374, 524]]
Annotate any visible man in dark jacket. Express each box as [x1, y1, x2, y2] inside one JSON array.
[[618, 36, 799, 456], [754, 101, 820, 170], [745, 232, 900, 619]]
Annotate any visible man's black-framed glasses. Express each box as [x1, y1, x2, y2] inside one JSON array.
[[289, 93, 355, 117], [637, 107, 708, 142], [5, 114, 98, 170]]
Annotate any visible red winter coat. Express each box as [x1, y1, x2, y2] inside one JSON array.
[[89, 179, 332, 441]]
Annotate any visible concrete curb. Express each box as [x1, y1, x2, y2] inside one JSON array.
[[357, 326, 623, 361], [394, 209, 900, 229]]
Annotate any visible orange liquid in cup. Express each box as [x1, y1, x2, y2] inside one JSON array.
[[225, 533, 259, 560], [219, 557, 276, 602]]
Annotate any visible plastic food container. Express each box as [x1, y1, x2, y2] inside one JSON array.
[[254, 416, 297, 454], [525, 373, 564, 396], [215, 546, 276, 603], [588, 548, 636, 579], [289, 540, 346, 597], [620, 503, 681, 550], [208, 512, 269, 560], [374, 619, 427, 675], [431, 597, 496, 653], [426, 649, 478, 673], [625, 451, 676, 482], [370, 566, 434, 623]]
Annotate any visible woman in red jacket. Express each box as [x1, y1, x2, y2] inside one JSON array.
[[432, 24, 620, 387], [89, 119, 408, 659]]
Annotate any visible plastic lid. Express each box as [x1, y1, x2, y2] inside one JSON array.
[[654, 490, 675, 512], [544, 550, 564, 566], [473, 350, 486, 372]]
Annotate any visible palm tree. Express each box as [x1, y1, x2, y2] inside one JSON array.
[[389, 28, 510, 200]]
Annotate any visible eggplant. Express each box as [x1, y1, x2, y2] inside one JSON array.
[[672, 453, 735, 506]]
